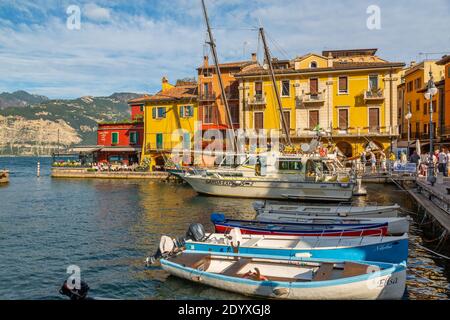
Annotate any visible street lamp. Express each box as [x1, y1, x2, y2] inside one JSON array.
[[424, 70, 438, 185], [405, 107, 412, 159]]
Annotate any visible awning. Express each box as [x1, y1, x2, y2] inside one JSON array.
[[56, 146, 101, 155], [99, 147, 141, 153]]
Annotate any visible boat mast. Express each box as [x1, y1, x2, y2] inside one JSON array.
[[201, 0, 237, 151], [259, 27, 292, 146]]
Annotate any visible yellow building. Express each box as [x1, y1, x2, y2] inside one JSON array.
[[130, 78, 198, 170], [397, 60, 445, 152], [235, 49, 405, 157]]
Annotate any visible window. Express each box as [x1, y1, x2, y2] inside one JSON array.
[[423, 102, 427, 115], [281, 80, 290, 97], [338, 76, 348, 94], [309, 110, 319, 130], [202, 83, 212, 98], [432, 100, 437, 113], [368, 108, 380, 133], [279, 161, 303, 171], [424, 124, 428, 134], [415, 78, 422, 90], [152, 107, 166, 119], [369, 75, 378, 91], [310, 61, 317, 68], [156, 133, 163, 150], [407, 81, 413, 92], [310, 78, 319, 95], [415, 123, 420, 138], [180, 105, 194, 118], [111, 132, 119, 145], [255, 81, 263, 95], [416, 99, 420, 111], [338, 109, 348, 130], [129, 131, 138, 145], [183, 133, 190, 150], [203, 105, 216, 124], [230, 104, 239, 124], [254, 112, 264, 132], [140, 105, 144, 112]]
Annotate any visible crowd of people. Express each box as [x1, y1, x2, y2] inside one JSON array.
[[357, 147, 450, 177]]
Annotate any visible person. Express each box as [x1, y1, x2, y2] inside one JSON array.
[[400, 152, 407, 164], [360, 151, 367, 173], [369, 151, 377, 174], [410, 151, 420, 173], [380, 151, 387, 173], [438, 148, 448, 177], [447, 148, 450, 177]]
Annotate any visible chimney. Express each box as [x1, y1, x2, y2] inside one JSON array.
[[162, 76, 170, 91], [203, 55, 209, 68], [251, 52, 257, 62]]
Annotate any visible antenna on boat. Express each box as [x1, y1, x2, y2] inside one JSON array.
[[258, 27, 292, 147], [200, 0, 237, 152]]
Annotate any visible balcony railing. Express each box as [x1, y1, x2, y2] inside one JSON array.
[[364, 89, 385, 102], [331, 126, 399, 137], [295, 93, 326, 107], [248, 93, 267, 106], [198, 92, 217, 102]]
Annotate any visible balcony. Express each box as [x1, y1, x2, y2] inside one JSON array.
[[225, 93, 239, 100], [364, 89, 385, 103], [198, 92, 217, 102], [331, 126, 399, 137], [296, 93, 326, 107], [248, 93, 267, 106]]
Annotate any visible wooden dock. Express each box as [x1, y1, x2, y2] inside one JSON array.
[[51, 168, 172, 180]]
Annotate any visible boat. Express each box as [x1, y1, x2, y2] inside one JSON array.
[[181, 153, 355, 202], [160, 251, 407, 300], [253, 201, 401, 218], [183, 230, 408, 264], [256, 213, 409, 235], [211, 214, 389, 237], [0, 170, 9, 184]]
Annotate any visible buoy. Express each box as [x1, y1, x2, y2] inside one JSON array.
[[37, 161, 40, 177]]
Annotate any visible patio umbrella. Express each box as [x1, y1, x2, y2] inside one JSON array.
[[416, 139, 421, 156]]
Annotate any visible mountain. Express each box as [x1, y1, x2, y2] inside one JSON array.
[[0, 90, 49, 109], [0, 92, 143, 156]]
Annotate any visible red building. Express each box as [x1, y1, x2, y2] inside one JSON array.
[[96, 122, 143, 164]]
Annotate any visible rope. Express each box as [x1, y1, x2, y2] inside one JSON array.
[[412, 242, 450, 260]]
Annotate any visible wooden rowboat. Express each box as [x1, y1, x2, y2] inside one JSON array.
[[161, 251, 406, 300], [0, 170, 9, 184], [211, 214, 388, 237]]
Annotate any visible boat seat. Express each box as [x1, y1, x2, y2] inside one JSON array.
[[170, 253, 211, 270], [242, 238, 262, 247], [312, 263, 335, 281], [221, 258, 252, 276], [342, 262, 369, 278]]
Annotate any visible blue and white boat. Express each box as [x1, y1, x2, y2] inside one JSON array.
[[160, 251, 407, 300], [184, 230, 408, 264]]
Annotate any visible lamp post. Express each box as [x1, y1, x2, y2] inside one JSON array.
[[425, 70, 438, 185], [405, 108, 412, 159]]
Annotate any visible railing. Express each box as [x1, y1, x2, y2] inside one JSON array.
[[295, 93, 325, 107], [198, 92, 217, 101], [331, 126, 399, 136], [248, 93, 267, 106], [364, 89, 384, 101]]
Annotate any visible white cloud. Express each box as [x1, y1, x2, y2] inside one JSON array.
[[83, 3, 111, 22]]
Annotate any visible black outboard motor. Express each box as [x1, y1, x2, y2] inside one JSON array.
[[185, 223, 206, 242], [59, 280, 90, 300]]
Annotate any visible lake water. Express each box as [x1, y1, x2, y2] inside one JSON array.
[[0, 157, 449, 300]]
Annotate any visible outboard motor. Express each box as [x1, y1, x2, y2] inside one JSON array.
[[59, 280, 90, 300], [185, 223, 206, 242]]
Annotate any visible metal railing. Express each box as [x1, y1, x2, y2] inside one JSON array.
[[248, 93, 267, 105], [198, 92, 217, 101], [364, 89, 384, 100]]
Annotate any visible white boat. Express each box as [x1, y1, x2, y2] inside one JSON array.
[[181, 153, 355, 201], [161, 251, 406, 300], [256, 213, 409, 235], [253, 201, 401, 218]]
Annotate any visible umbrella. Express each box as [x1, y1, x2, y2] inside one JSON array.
[[416, 140, 421, 156]]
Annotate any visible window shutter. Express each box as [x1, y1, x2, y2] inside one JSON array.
[[163, 107, 167, 118], [339, 77, 348, 92], [152, 108, 156, 119]]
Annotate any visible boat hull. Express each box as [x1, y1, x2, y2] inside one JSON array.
[[182, 176, 354, 201], [185, 235, 409, 264], [161, 255, 406, 300]]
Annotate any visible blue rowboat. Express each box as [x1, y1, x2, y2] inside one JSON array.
[[211, 213, 389, 237], [160, 251, 407, 300], [184, 232, 408, 264]]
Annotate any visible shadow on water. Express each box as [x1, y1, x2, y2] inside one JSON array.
[[0, 157, 448, 299]]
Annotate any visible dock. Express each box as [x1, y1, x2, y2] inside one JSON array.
[[51, 168, 172, 181]]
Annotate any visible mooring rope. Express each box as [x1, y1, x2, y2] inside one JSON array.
[[411, 242, 450, 260]]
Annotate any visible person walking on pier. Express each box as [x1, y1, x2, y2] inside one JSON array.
[[438, 149, 448, 177], [360, 151, 367, 174], [380, 151, 387, 173], [369, 151, 377, 174]]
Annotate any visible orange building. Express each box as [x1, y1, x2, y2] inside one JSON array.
[[437, 55, 450, 141], [197, 54, 257, 131]]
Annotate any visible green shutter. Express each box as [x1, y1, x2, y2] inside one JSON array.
[[152, 108, 156, 119], [112, 132, 119, 145]]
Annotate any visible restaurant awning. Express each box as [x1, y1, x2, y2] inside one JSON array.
[[99, 147, 141, 153], [55, 146, 101, 155]]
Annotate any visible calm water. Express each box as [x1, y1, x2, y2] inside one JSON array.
[[0, 157, 449, 300]]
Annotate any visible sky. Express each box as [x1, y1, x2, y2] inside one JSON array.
[[0, 0, 449, 99]]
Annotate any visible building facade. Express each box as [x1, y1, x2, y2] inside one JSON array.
[[235, 49, 405, 157], [136, 78, 198, 170]]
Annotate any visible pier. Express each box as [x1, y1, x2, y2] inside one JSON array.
[[51, 167, 172, 181]]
